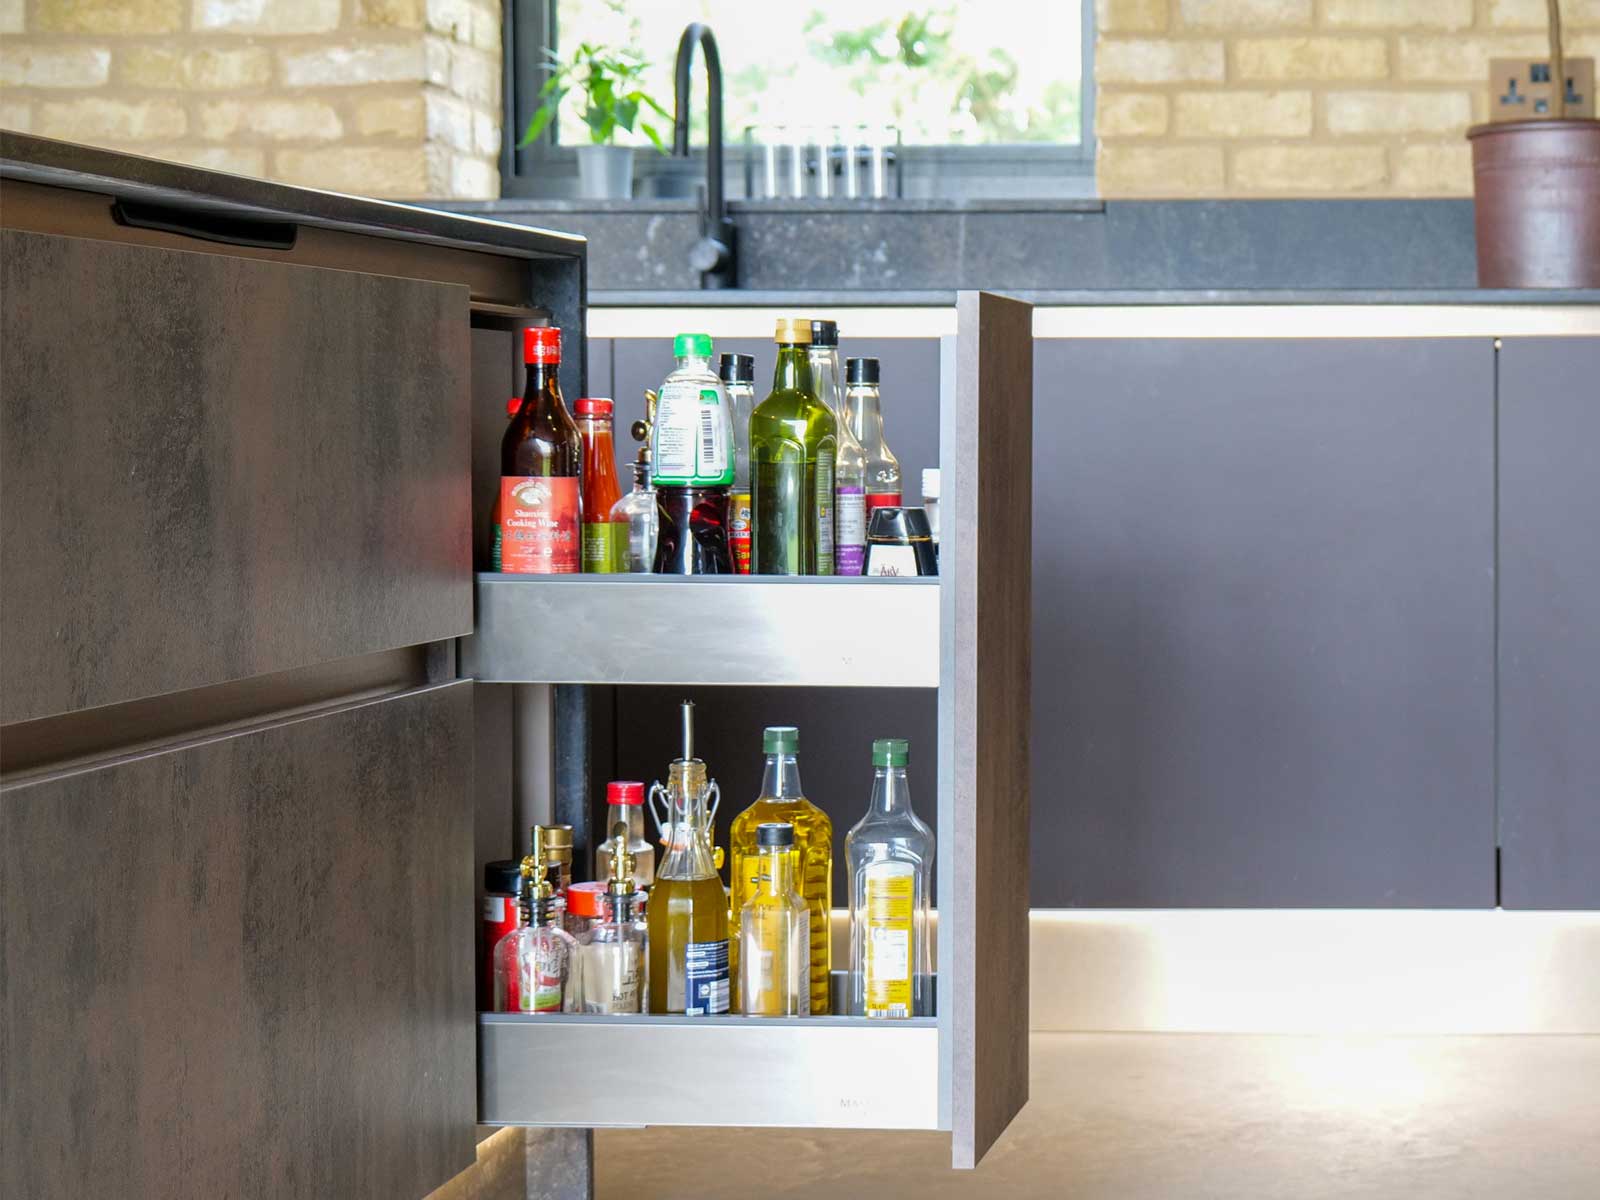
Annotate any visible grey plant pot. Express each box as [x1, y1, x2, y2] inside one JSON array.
[[576, 144, 635, 200]]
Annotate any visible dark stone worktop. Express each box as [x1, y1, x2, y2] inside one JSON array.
[[589, 287, 1600, 307]]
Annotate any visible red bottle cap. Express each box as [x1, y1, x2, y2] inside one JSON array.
[[566, 881, 607, 919], [575, 397, 613, 417], [506, 396, 522, 418], [523, 326, 561, 365], [607, 780, 645, 806]]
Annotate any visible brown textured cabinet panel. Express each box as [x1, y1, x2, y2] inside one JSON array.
[[0, 228, 472, 724], [0, 681, 476, 1200]]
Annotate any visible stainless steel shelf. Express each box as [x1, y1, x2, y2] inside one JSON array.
[[479, 1013, 941, 1130], [462, 574, 941, 688]]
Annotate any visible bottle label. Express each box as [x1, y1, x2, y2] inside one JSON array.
[[729, 490, 752, 574], [866, 492, 903, 511], [814, 450, 835, 575], [866, 544, 920, 578], [864, 863, 915, 1018], [655, 383, 732, 486], [501, 476, 579, 574], [521, 940, 568, 1013], [582, 942, 642, 1014], [684, 938, 730, 1015], [582, 520, 618, 574], [836, 485, 866, 576]]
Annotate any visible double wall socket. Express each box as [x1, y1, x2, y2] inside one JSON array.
[[1490, 57, 1597, 120]]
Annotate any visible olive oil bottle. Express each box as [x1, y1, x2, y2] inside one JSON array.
[[751, 319, 837, 575], [729, 726, 832, 1014], [647, 702, 729, 1015]]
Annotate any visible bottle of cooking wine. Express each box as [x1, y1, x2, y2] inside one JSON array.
[[500, 327, 582, 574]]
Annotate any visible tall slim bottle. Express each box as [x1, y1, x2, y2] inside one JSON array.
[[501, 327, 582, 574], [575, 397, 623, 573], [739, 823, 810, 1017], [720, 352, 756, 574], [729, 726, 832, 1014], [752, 320, 836, 575], [846, 738, 933, 1019], [810, 320, 868, 576], [845, 357, 902, 512]]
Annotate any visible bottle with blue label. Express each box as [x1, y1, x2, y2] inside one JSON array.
[[652, 333, 735, 573]]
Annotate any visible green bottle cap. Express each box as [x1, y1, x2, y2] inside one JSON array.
[[872, 738, 909, 767], [674, 332, 714, 359], [763, 726, 799, 754]]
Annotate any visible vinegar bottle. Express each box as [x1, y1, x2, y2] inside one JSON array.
[[500, 327, 582, 574]]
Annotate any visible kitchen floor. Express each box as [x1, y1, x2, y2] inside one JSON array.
[[596, 1034, 1600, 1199]]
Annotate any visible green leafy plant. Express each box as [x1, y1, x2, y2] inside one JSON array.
[[519, 43, 671, 150]]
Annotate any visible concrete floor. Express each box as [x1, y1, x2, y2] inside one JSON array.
[[596, 1034, 1600, 1199]]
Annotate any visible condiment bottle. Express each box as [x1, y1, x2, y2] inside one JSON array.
[[494, 827, 580, 1013], [845, 357, 902, 511], [575, 397, 623, 573], [579, 826, 649, 1014], [595, 780, 656, 890], [720, 352, 757, 574], [652, 334, 734, 574], [738, 822, 810, 1017], [752, 320, 837, 575], [501, 327, 582, 574], [481, 859, 522, 1010], [811, 321, 868, 576]]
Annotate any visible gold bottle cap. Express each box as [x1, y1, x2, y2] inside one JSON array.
[[606, 822, 634, 897], [536, 823, 573, 864], [522, 826, 552, 902], [773, 318, 812, 345]]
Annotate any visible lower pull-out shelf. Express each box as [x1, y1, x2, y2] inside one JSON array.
[[478, 1013, 941, 1130]]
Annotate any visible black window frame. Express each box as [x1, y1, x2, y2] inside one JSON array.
[[499, 0, 1096, 199]]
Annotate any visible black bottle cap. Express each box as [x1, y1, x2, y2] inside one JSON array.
[[484, 859, 523, 896], [757, 821, 796, 847], [846, 356, 880, 384], [810, 319, 839, 347], [719, 352, 755, 383]]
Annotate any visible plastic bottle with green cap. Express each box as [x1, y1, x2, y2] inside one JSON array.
[[846, 737, 934, 1019], [729, 725, 834, 1013], [651, 333, 734, 573]]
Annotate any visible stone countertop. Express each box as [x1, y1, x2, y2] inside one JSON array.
[[591, 287, 1600, 307], [0, 132, 585, 263]]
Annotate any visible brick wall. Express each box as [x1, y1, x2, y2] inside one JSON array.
[[1097, 0, 1600, 196], [0, 0, 501, 199]]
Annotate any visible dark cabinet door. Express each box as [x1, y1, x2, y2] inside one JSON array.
[[1498, 336, 1600, 910], [0, 682, 476, 1200], [1034, 337, 1496, 907]]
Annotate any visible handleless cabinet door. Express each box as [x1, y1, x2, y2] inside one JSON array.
[[0, 682, 476, 1200], [0, 229, 471, 725], [1499, 336, 1600, 910]]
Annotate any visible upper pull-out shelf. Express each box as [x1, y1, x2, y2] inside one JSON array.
[[463, 574, 941, 688]]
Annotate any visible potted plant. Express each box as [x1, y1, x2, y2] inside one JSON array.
[[522, 43, 671, 201], [1467, 0, 1600, 287]]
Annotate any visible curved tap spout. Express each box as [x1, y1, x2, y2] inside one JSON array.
[[673, 22, 736, 290]]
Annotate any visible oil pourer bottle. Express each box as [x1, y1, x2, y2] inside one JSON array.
[[846, 738, 934, 1019], [578, 826, 649, 1014], [738, 822, 810, 1017], [494, 826, 580, 1013], [729, 726, 832, 1014], [647, 701, 729, 1015], [610, 392, 658, 573]]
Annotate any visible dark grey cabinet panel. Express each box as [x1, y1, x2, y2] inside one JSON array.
[[1498, 336, 1600, 910], [0, 229, 472, 724], [1035, 338, 1496, 907], [608, 335, 942, 499], [0, 682, 476, 1200]]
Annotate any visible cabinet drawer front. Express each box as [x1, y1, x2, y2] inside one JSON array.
[[0, 682, 476, 1200], [0, 229, 471, 724]]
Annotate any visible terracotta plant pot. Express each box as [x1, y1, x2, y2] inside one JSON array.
[[1467, 117, 1600, 288]]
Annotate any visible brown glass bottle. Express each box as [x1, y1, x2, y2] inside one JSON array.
[[500, 327, 583, 574]]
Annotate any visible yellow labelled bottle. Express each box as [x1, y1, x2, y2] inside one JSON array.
[[647, 701, 729, 1015], [578, 825, 649, 1014], [739, 823, 809, 1016], [846, 738, 934, 1019], [729, 726, 832, 1014]]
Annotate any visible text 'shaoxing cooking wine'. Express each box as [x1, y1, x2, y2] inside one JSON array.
[[501, 327, 582, 574]]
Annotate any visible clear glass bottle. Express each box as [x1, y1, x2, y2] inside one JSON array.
[[653, 333, 734, 574], [811, 321, 869, 576], [739, 822, 810, 1017], [493, 829, 580, 1013], [720, 352, 757, 574], [579, 826, 649, 1014], [846, 738, 933, 1019], [729, 726, 832, 1015], [647, 702, 729, 1015], [845, 357, 902, 511], [608, 459, 658, 573], [594, 779, 656, 891], [752, 320, 836, 575]]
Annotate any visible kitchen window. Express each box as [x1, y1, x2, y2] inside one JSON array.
[[501, 0, 1094, 199]]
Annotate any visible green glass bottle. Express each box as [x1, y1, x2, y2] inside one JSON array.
[[752, 319, 837, 575]]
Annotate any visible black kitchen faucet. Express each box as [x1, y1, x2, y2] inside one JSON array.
[[673, 23, 736, 290]]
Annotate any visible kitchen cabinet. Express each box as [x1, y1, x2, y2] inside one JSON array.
[[1497, 336, 1600, 910], [1032, 337, 1497, 908], [1, 132, 1032, 1192]]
